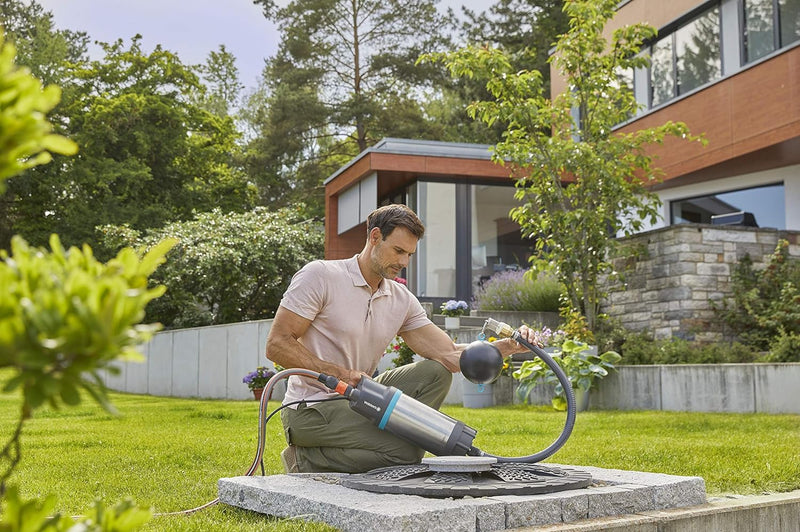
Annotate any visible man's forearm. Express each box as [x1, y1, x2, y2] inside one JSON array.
[[267, 333, 363, 386]]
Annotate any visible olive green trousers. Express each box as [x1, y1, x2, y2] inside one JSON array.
[[280, 359, 452, 473]]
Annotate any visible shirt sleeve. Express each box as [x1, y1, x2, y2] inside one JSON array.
[[279, 260, 327, 321], [397, 287, 432, 334]]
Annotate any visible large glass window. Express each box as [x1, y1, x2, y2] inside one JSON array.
[[745, 0, 777, 61], [779, 0, 800, 47], [650, 37, 674, 107], [414, 182, 456, 298], [745, 0, 800, 63], [650, 5, 721, 107], [676, 7, 721, 95], [470, 185, 532, 297], [670, 183, 785, 229]]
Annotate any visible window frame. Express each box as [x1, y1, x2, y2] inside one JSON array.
[[647, 2, 724, 109]]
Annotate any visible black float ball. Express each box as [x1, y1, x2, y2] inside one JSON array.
[[460, 340, 504, 384]]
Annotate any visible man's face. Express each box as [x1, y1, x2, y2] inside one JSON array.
[[369, 226, 418, 280]]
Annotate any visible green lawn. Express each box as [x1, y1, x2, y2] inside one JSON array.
[[1, 388, 798, 531]]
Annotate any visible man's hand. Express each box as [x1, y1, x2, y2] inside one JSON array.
[[492, 324, 543, 357]]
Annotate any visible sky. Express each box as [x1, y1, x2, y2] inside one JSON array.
[[34, 0, 490, 91], [36, 0, 280, 88]]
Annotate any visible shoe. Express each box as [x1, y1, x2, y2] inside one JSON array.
[[281, 445, 299, 473]]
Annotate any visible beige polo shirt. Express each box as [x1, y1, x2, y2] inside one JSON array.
[[278, 255, 431, 406]]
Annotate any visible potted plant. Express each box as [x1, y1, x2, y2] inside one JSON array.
[[243, 366, 276, 400], [440, 300, 468, 329], [512, 339, 621, 411]]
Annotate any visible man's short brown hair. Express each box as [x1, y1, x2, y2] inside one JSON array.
[[367, 204, 425, 240]]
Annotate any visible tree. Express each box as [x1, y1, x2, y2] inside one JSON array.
[[99, 205, 324, 328], [254, 0, 451, 152], [0, 0, 89, 87], [2, 34, 256, 252], [429, 0, 704, 332], [418, 0, 570, 145], [195, 44, 244, 117]]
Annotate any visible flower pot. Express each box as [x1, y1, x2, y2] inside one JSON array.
[[444, 316, 460, 330], [574, 387, 590, 412], [462, 379, 493, 408], [252, 388, 265, 401]]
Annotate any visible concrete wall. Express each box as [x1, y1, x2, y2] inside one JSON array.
[[102, 319, 275, 400], [103, 319, 800, 414], [590, 364, 800, 414]]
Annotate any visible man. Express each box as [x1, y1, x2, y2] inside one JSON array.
[[266, 204, 533, 473]]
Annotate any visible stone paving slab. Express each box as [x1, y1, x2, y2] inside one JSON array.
[[218, 464, 706, 532]]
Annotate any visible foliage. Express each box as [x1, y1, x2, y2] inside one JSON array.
[[765, 329, 800, 363], [1, 26, 255, 252], [0, 485, 152, 532], [440, 299, 469, 317], [472, 268, 561, 312], [195, 44, 244, 117], [618, 334, 761, 365], [558, 306, 594, 344], [242, 367, 276, 391], [513, 339, 621, 410], [254, 0, 451, 152], [715, 239, 800, 352], [427, 0, 703, 333], [0, 29, 77, 186], [99, 206, 324, 328], [0, 235, 176, 490], [385, 336, 417, 368]]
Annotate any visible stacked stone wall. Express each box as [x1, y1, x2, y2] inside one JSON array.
[[601, 225, 800, 342]]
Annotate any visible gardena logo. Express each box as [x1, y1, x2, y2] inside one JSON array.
[[363, 401, 381, 412]]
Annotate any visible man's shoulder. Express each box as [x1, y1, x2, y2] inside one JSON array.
[[297, 257, 354, 281]]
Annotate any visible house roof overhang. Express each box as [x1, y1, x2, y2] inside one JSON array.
[[324, 138, 514, 198]]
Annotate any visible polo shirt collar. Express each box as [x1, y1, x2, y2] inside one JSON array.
[[346, 254, 391, 296]]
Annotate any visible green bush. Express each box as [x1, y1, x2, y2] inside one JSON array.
[[765, 330, 800, 363], [715, 239, 800, 351], [473, 269, 561, 312], [99, 205, 324, 328], [618, 334, 761, 365]]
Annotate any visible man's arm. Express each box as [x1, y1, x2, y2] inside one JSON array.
[[266, 306, 364, 387], [401, 323, 540, 373]]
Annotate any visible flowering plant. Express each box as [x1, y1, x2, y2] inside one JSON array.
[[440, 299, 468, 317], [242, 366, 276, 390], [385, 336, 416, 368]]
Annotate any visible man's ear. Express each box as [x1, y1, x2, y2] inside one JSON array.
[[368, 227, 383, 245]]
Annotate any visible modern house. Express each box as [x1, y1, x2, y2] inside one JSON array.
[[323, 0, 800, 333]]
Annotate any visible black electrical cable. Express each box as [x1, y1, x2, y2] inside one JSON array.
[[157, 369, 342, 516]]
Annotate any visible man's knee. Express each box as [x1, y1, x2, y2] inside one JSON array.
[[424, 358, 453, 382]]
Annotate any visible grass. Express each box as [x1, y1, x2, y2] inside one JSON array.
[[1, 387, 798, 531]]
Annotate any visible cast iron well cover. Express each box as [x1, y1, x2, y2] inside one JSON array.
[[341, 456, 592, 498]]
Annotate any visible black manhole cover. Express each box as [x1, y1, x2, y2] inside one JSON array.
[[341, 462, 592, 498]]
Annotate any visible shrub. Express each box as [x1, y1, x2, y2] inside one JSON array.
[[99, 205, 324, 328], [715, 239, 800, 351], [765, 330, 800, 363], [618, 335, 760, 365], [473, 269, 561, 312]]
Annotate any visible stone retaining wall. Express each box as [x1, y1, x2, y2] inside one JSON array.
[[602, 225, 800, 342]]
